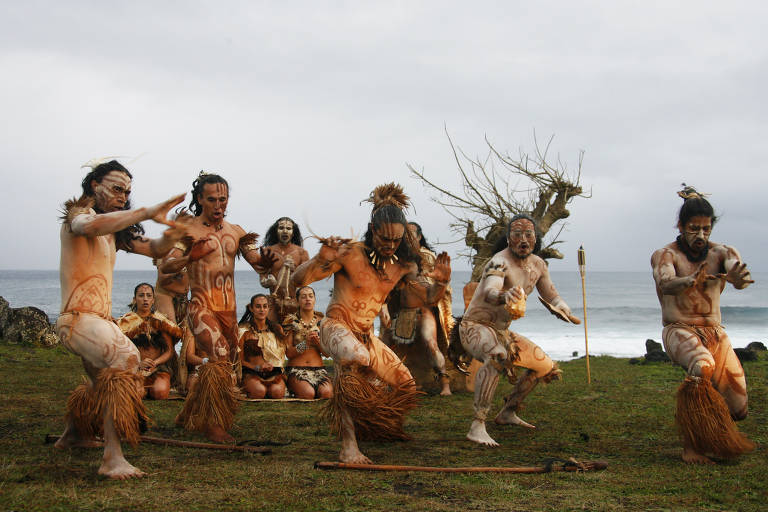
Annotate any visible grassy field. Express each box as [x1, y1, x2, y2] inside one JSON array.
[[0, 341, 765, 512]]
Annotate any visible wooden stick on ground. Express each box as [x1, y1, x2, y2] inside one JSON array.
[[45, 434, 271, 454], [314, 459, 608, 473]]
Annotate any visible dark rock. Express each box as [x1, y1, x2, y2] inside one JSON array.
[[645, 339, 664, 353], [572, 351, 578, 357], [0, 296, 10, 334], [1, 301, 59, 347], [734, 348, 758, 362], [644, 350, 670, 362], [746, 341, 767, 352], [628, 358, 641, 365]]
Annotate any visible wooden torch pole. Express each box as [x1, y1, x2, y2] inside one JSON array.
[[578, 245, 591, 384]]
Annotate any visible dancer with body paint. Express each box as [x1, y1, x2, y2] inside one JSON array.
[[651, 185, 755, 464]]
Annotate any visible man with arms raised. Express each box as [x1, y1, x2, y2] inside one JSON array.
[[651, 186, 754, 464], [458, 213, 580, 446], [162, 172, 271, 443], [293, 183, 451, 463], [260, 216, 310, 323], [55, 159, 187, 479]]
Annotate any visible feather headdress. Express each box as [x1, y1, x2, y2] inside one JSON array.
[[363, 182, 410, 212], [80, 156, 126, 170], [677, 183, 710, 201]]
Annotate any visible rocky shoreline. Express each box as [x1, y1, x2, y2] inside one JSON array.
[[0, 296, 59, 346]]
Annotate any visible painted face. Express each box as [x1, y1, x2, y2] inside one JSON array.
[[198, 182, 228, 224], [297, 287, 315, 312], [372, 222, 405, 258], [507, 218, 536, 259], [92, 171, 131, 213], [680, 215, 712, 253], [277, 219, 294, 245], [250, 296, 269, 322], [134, 285, 154, 316]]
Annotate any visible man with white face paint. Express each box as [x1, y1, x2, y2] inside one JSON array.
[[55, 159, 188, 480], [458, 213, 580, 447], [260, 217, 310, 323], [651, 186, 755, 464]]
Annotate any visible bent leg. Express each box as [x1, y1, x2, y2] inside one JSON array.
[[460, 320, 508, 446], [709, 333, 748, 420], [419, 308, 451, 395], [495, 333, 558, 429]]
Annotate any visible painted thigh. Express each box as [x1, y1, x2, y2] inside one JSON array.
[[662, 326, 715, 376], [513, 333, 553, 378], [189, 303, 229, 361], [55, 313, 140, 372], [710, 333, 748, 419], [319, 317, 371, 367], [459, 321, 508, 363], [367, 334, 413, 387]]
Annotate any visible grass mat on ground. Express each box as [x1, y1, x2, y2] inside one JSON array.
[[0, 342, 765, 511]]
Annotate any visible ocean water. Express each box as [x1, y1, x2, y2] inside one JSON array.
[[1, 270, 765, 361]]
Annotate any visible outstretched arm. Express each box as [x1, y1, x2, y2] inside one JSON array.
[[293, 237, 347, 287], [722, 246, 754, 290], [536, 266, 580, 324], [71, 193, 185, 238], [652, 248, 718, 295]]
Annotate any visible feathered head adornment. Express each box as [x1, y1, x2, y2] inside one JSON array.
[[80, 156, 125, 171], [363, 183, 410, 212], [677, 183, 710, 201]]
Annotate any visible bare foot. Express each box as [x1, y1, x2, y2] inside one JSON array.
[[682, 447, 714, 465], [339, 446, 372, 464], [98, 456, 146, 480], [439, 375, 452, 396], [494, 409, 537, 429], [205, 425, 235, 444], [466, 420, 499, 447], [54, 426, 103, 449]]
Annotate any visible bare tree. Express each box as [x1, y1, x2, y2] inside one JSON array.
[[408, 130, 590, 281]]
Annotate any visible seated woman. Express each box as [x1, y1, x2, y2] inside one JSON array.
[[238, 294, 287, 399], [283, 286, 333, 399], [117, 283, 182, 400]]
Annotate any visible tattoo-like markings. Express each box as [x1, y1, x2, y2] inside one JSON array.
[[63, 275, 110, 315]]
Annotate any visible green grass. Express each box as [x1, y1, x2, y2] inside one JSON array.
[[0, 342, 766, 511]]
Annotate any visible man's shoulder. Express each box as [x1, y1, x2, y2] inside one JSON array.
[[651, 242, 680, 260]]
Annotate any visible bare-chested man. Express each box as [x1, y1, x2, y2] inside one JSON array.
[[260, 217, 310, 323], [162, 172, 271, 443], [651, 186, 755, 464], [55, 159, 187, 479], [382, 222, 454, 395], [459, 213, 580, 447], [293, 183, 451, 464]]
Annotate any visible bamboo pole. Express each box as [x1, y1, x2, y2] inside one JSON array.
[[578, 245, 591, 384], [314, 459, 608, 473]]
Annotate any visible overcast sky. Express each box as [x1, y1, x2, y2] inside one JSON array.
[[2, 1, 766, 273]]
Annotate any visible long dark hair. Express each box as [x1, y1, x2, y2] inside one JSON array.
[[263, 217, 303, 247], [492, 213, 543, 254], [678, 193, 718, 227], [239, 294, 279, 332], [82, 160, 145, 251], [189, 172, 229, 216], [408, 222, 434, 252], [362, 204, 421, 268]]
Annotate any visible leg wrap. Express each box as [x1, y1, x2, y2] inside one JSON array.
[[93, 368, 149, 447], [473, 362, 500, 422], [323, 364, 422, 441], [176, 361, 239, 433], [65, 379, 98, 438], [676, 375, 755, 458]]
